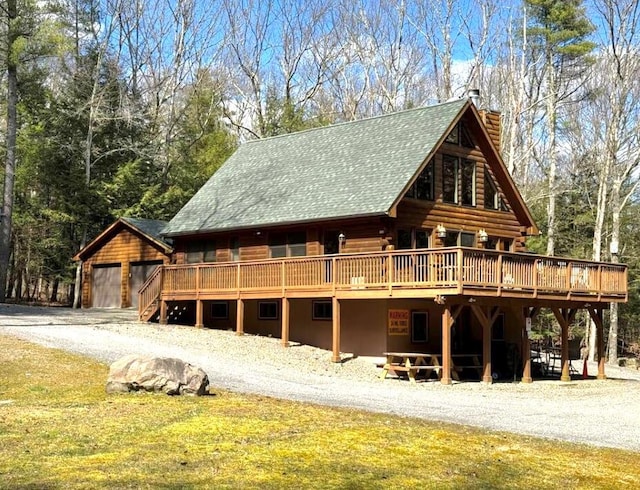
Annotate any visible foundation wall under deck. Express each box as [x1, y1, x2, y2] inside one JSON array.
[[196, 297, 524, 359]]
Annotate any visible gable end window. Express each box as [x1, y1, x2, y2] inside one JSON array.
[[484, 167, 510, 212], [443, 155, 475, 206], [445, 122, 474, 148], [407, 158, 435, 201]]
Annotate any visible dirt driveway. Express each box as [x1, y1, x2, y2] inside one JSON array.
[[2, 304, 640, 452]]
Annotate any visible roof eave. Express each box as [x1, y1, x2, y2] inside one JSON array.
[[162, 211, 391, 238]]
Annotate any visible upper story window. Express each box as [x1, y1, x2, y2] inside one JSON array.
[[398, 229, 431, 250], [484, 166, 509, 212], [407, 159, 435, 201], [269, 232, 307, 258], [445, 122, 474, 148], [186, 240, 216, 263], [230, 237, 240, 261], [444, 231, 475, 247], [443, 155, 475, 206]]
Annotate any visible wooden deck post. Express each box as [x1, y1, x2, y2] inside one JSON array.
[[195, 299, 204, 328], [159, 300, 168, 325], [470, 305, 493, 384], [588, 307, 606, 380], [332, 297, 341, 362], [560, 320, 570, 382], [520, 308, 532, 384], [281, 297, 290, 347], [236, 298, 244, 336], [552, 308, 576, 382], [441, 306, 453, 385]]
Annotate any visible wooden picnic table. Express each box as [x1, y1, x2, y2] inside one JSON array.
[[379, 352, 442, 383], [380, 352, 483, 383]]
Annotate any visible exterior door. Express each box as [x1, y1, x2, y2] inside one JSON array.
[[129, 261, 163, 308], [91, 265, 122, 308], [323, 231, 340, 283]]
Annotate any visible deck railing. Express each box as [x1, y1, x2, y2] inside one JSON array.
[[144, 248, 627, 308]]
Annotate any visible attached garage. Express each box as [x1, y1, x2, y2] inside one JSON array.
[[74, 218, 172, 308]]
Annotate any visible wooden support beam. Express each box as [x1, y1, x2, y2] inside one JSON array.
[[470, 305, 493, 384], [441, 306, 453, 385], [195, 299, 204, 328], [588, 306, 606, 380], [332, 297, 341, 363], [159, 300, 168, 325], [236, 298, 245, 336], [281, 297, 290, 347], [551, 308, 571, 382], [512, 307, 532, 384]]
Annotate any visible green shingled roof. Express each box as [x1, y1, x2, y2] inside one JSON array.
[[121, 217, 169, 244], [163, 99, 469, 236]]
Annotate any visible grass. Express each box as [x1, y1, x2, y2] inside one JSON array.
[[0, 335, 639, 489]]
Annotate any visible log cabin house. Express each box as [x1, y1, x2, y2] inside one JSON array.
[[135, 98, 627, 384], [75, 217, 172, 308]]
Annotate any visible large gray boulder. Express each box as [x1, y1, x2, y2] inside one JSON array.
[[106, 355, 210, 396]]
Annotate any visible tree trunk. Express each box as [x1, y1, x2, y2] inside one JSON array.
[[607, 181, 622, 365], [73, 230, 86, 308], [0, 0, 18, 303], [50, 277, 59, 303]]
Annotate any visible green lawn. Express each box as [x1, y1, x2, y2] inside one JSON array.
[[0, 334, 638, 489]]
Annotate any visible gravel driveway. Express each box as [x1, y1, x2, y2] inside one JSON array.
[[2, 304, 639, 452]]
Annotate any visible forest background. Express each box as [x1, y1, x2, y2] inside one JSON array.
[[0, 0, 638, 363]]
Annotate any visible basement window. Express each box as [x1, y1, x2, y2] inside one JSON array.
[[258, 301, 279, 320], [312, 300, 332, 320], [211, 301, 229, 320]]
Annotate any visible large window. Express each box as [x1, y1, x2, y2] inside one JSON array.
[[484, 166, 509, 211], [461, 160, 476, 206], [186, 240, 216, 263], [407, 159, 435, 201], [443, 155, 475, 206], [269, 232, 307, 258], [442, 155, 458, 203]]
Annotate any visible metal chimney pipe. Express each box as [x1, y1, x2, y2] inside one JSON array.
[[467, 89, 480, 107]]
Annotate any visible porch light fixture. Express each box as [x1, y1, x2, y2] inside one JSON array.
[[436, 224, 447, 239], [478, 229, 488, 243], [338, 233, 346, 245]]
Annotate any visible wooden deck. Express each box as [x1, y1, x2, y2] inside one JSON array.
[[139, 248, 627, 320]]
